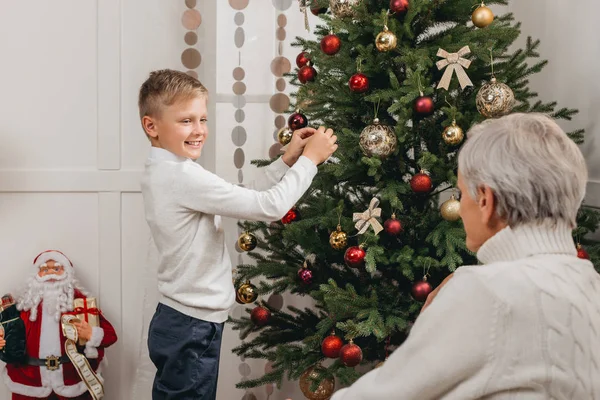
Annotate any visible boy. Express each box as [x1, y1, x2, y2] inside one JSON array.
[[138, 69, 337, 400]]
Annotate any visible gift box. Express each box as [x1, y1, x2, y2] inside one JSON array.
[[72, 297, 100, 345]]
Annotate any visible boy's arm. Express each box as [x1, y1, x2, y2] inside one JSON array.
[[177, 155, 317, 221], [244, 157, 290, 192]]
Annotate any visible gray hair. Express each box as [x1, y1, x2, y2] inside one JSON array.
[[458, 113, 588, 228]]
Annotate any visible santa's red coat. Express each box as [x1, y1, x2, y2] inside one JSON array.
[[2, 290, 117, 398]]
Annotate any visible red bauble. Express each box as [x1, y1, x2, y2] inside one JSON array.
[[320, 34, 341, 55], [384, 214, 403, 236], [390, 0, 409, 14], [414, 95, 434, 116], [251, 306, 271, 327], [296, 52, 311, 68], [311, 6, 328, 15], [321, 334, 343, 358], [577, 244, 590, 260], [288, 112, 308, 131], [281, 208, 300, 224], [410, 172, 433, 193], [344, 246, 366, 268], [411, 279, 433, 302], [348, 73, 369, 93], [298, 65, 317, 84], [298, 267, 313, 285], [340, 341, 363, 367]]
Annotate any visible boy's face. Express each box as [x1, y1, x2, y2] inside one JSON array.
[[143, 96, 208, 160]]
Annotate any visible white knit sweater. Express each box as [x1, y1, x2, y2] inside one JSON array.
[[331, 222, 600, 399]]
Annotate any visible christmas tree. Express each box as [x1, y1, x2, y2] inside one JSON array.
[[231, 0, 600, 396]]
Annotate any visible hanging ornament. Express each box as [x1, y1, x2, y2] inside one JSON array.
[[296, 51, 311, 68], [359, 118, 397, 159], [320, 33, 342, 55], [353, 198, 384, 235], [298, 63, 318, 84], [442, 120, 464, 145], [299, 365, 335, 400], [250, 306, 271, 326], [344, 245, 366, 268], [329, 225, 348, 250], [384, 213, 403, 235], [349, 73, 369, 93], [281, 207, 300, 224], [288, 111, 308, 131], [440, 194, 461, 221], [235, 280, 258, 304], [410, 171, 433, 193], [238, 232, 257, 252], [329, 0, 362, 19], [298, 261, 314, 285], [375, 16, 397, 53], [412, 277, 433, 302], [476, 77, 515, 118], [436, 46, 473, 91], [277, 126, 294, 146], [311, 5, 328, 15], [390, 0, 409, 15], [414, 94, 434, 116], [577, 243, 590, 260], [340, 339, 363, 367], [471, 2, 494, 28], [321, 332, 344, 358]]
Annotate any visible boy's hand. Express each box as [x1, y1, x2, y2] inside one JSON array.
[[281, 127, 317, 166], [303, 126, 338, 165]]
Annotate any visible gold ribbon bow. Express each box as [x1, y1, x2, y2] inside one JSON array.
[[436, 46, 473, 90], [353, 198, 384, 235]]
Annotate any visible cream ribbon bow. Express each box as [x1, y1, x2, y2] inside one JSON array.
[[436, 46, 473, 90], [353, 198, 384, 235]]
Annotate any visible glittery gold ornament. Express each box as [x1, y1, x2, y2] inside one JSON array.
[[375, 26, 397, 52], [277, 126, 293, 146], [329, 225, 348, 250], [299, 365, 335, 400], [237, 232, 257, 252], [329, 0, 362, 19], [440, 194, 461, 221], [359, 118, 397, 159], [476, 77, 515, 118], [471, 3, 494, 28], [442, 120, 464, 145], [235, 280, 258, 304]]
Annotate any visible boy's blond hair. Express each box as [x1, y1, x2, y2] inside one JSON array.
[[138, 69, 208, 120]]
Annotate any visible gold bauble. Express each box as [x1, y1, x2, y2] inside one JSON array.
[[329, 225, 348, 250], [442, 120, 464, 146], [471, 4, 494, 28], [476, 78, 515, 118], [375, 27, 397, 52], [329, 0, 362, 19], [299, 365, 335, 400], [237, 232, 257, 252], [235, 280, 258, 304], [440, 194, 461, 221], [277, 126, 293, 146], [359, 118, 397, 159]]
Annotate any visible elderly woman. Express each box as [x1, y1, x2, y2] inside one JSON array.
[[331, 113, 600, 399]]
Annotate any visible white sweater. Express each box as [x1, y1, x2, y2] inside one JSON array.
[[140, 148, 317, 323], [332, 222, 600, 399]]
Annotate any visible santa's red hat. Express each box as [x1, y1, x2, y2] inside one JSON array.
[[33, 250, 74, 273]]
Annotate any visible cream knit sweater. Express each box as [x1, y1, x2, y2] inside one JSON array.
[[331, 222, 600, 399]]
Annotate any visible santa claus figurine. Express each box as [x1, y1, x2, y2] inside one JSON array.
[[0, 250, 117, 400]]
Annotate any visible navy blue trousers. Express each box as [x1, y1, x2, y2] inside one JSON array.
[[148, 303, 224, 400]]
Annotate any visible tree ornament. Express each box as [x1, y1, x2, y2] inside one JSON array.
[[411, 277, 433, 302], [476, 77, 515, 118], [440, 194, 461, 221], [344, 245, 366, 268], [472, 2, 494, 28], [329, 0, 362, 19], [281, 207, 300, 224], [353, 198, 384, 235], [288, 111, 308, 131], [277, 126, 294, 146], [384, 213, 402, 235], [296, 51, 311, 68], [250, 306, 271, 326], [320, 33, 341, 55], [237, 232, 257, 252], [311, 4, 328, 15], [321, 332, 343, 358], [577, 243, 590, 260], [390, 0, 409, 15], [329, 225, 348, 250], [442, 120, 464, 145], [348, 73, 369, 93], [235, 280, 258, 304], [299, 365, 335, 400], [340, 339, 363, 367], [375, 25, 397, 52], [410, 171, 433, 193], [414, 94, 434, 116], [359, 118, 397, 159], [436, 46, 473, 90], [298, 261, 314, 285], [298, 63, 317, 84]]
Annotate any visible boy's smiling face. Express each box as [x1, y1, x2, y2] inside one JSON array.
[[143, 95, 208, 160]]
